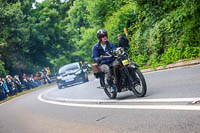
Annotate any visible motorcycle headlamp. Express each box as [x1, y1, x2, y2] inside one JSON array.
[[57, 76, 62, 80], [114, 47, 125, 56]]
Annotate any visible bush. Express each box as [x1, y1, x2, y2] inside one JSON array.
[[129, 0, 200, 67], [161, 47, 182, 64], [183, 45, 200, 59], [104, 2, 138, 44]]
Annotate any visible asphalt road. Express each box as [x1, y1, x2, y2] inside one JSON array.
[[0, 65, 200, 133]]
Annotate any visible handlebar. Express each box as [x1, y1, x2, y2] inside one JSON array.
[[101, 52, 113, 58], [102, 55, 112, 58]]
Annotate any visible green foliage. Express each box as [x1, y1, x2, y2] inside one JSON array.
[[0, 1, 31, 75], [49, 54, 71, 72], [183, 45, 200, 59], [161, 47, 182, 64], [27, 0, 73, 67], [0, 0, 200, 76], [132, 54, 149, 67], [0, 60, 7, 77], [68, 0, 89, 29], [129, 0, 200, 67], [147, 53, 160, 67], [105, 2, 138, 44], [86, 0, 120, 27]]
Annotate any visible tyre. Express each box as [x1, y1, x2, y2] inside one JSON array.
[[85, 77, 89, 82], [57, 83, 62, 89], [129, 68, 147, 97], [100, 74, 117, 99], [82, 73, 89, 82], [104, 86, 117, 99], [84, 73, 89, 82]]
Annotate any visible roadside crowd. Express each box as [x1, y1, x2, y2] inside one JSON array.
[[0, 69, 51, 101]]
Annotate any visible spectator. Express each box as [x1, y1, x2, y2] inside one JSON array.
[[14, 75, 23, 92], [30, 75, 39, 87], [0, 79, 6, 100], [43, 67, 51, 76], [26, 76, 35, 89], [22, 73, 32, 90], [6, 75, 17, 96], [79, 61, 83, 67], [38, 71, 44, 79], [83, 61, 91, 72], [118, 34, 129, 51], [34, 74, 41, 86], [1, 78, 9, 97], [43, 72, 51, 84]]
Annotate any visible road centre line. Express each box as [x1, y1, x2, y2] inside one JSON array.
[[38, 94, 200, 111]]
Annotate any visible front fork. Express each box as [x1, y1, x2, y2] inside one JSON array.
[[123, 62, 138, 92], [123, 60, 138, 79]]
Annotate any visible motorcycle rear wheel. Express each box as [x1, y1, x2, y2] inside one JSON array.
[[129, 68, 147, 97]]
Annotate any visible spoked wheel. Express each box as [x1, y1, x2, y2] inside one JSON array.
[[128, 68, 147, 97], [100, 73, 117, 99]]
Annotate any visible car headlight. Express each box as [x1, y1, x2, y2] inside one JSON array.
[[57, 76, 62, 79], [75, 70, 81, 75]]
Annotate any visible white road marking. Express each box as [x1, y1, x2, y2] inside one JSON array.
[[43, 88, 200, 103], [37, 64, 200, 110], [38, 93, 200, 111], [52, 97, 200, 103]]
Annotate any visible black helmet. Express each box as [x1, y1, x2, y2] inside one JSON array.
[[97, 29, 108, 41]]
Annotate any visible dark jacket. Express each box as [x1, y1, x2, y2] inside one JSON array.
[[92, 41, 115, 64], [118, 36, 129, 50]]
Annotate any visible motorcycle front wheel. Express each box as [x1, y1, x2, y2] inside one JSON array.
[[128, 68, 147, 97], [100, 74, 117, 99]]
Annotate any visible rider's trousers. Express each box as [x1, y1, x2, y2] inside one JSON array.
[[99, 64, 113, 86]]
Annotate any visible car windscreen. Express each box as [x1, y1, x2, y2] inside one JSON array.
[[58, 63, 80, 74]]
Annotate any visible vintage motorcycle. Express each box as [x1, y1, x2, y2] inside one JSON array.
[[99, 47, 147, 99]]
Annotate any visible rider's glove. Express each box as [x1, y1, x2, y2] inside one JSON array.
[[97, 56, 103, 64], [100, 55, 104, 59]]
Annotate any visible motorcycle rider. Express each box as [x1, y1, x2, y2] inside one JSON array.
[[92, 29, 116, 92]]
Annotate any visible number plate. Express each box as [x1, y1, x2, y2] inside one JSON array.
[[122, 59, 129, 65], [65, 78, 74, 82]]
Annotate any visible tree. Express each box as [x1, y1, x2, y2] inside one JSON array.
[[26, 0, 74, 68], [0, 1, 31, 75]]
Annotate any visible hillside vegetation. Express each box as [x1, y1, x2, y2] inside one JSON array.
[[0, 0, 199, 75]]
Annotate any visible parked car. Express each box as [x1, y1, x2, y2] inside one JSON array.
[[56, 62, 89, 89]]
